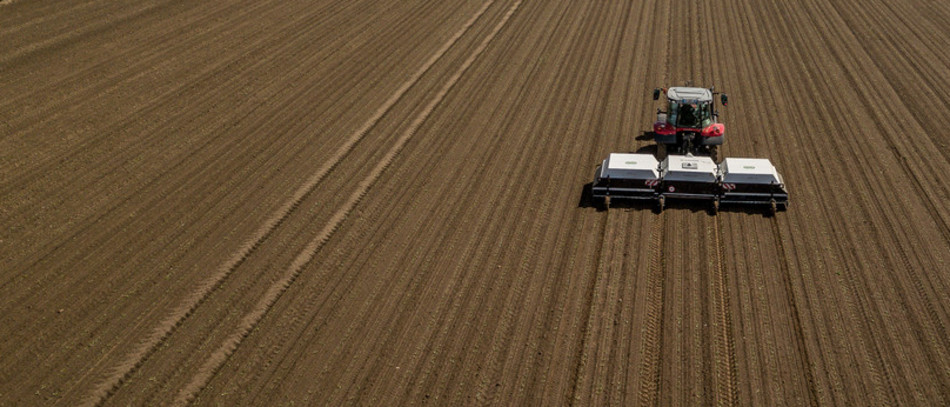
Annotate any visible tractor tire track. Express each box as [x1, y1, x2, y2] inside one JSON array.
[[766, 0, 946, 402], [710, 215, 738, 406], [173, 1, 519, 403], [200, 3, 530, 402], [636, 214, 665, 406], [5, 0, 950, 405], [769, 218, 820, 407], [0, 0, 174, 67], [568, 198, 616, 406], [0, 1, 394, 274], [95, 3, 474, 403], [82, 2, 499, 405], [197, 2, 568, 404]]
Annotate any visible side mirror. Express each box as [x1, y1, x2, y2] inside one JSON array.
[[653, 88, 660, 100], [720, 94, 728, 106]]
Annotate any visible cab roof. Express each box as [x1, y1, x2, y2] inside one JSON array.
[[667, 87, 712, 102]]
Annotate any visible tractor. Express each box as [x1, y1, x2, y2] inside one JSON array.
[[652, 86, 728, 163]]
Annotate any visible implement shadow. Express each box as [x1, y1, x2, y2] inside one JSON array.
[[578, 182, 657, 213], [716, 203, 782, 218]]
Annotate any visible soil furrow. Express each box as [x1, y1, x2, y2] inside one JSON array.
[[0, 0, 358, 273], [636, 214, 665, 406], [4, 0, 950, 404], [769, 219, 820, 406], [176, 1, 518, 403], [0, 0, 174, 66], [217, 3, 528, 402], [711, 215, 738, 406], [79, 2, 499, 404], [3, 1, 454, 391]]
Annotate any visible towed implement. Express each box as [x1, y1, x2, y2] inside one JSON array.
[[592, 153, 788, 214], [590, 85, 789, 214]]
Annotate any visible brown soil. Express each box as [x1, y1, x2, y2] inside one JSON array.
[[2, 0, 949, 405]]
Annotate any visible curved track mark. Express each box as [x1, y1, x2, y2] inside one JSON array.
[[81, 1, 498, 405], [173, 1, 523, 404]]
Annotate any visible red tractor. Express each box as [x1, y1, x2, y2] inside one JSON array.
[[652, 86, 728, 163]]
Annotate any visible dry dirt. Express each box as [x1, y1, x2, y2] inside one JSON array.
[[2, 0, 950, 405]]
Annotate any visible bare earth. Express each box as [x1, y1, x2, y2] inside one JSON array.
[[2, 0, 950, 405]]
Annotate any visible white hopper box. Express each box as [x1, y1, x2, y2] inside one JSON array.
[[720, 157, 789, 211], [659, 154, 719, 200], [592, 153, 660, 206]]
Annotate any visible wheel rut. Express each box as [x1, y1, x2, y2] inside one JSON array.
[[710, 214, 738, 406], [175, 0, 523, 403], [636, 214, 666, 406], [770, 218, 820, 407], [82, 1, 501, 404], [5, 0, 950, 404]]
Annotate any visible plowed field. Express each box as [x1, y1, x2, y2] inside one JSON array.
[[3, 0, 950, 405]]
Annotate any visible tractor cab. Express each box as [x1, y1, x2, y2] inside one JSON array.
[[665, 87, 714, 129], [652, 86, 728, 162]]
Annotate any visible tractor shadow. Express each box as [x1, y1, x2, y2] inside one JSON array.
[[632, 131, 659, 155], [633, 144, 658, 155], [635, 131, 654, 141]]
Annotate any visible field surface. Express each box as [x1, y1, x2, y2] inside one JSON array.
[[2, 0, 950, 405]]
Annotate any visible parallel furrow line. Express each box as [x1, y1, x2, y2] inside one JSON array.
[[173, 1, 516, 404], [80, 2, 496, 404], [0, 1, 238, 114], [711, 215, 738, 406], [770, 218, 820, 407], [0, 0, 174, 67], [0, 1, 109, 36], [636, 214, 665, 406], [0, 0, 341, 197], [568, 204, 613, 405]]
